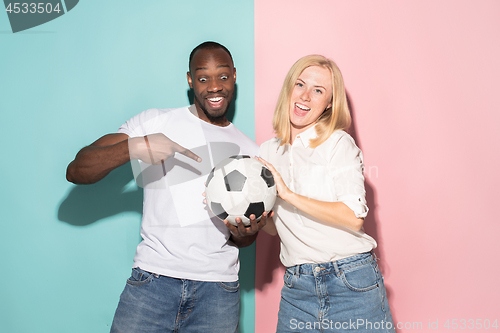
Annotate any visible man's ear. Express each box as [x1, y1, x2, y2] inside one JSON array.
[[187, 72, 193, 88], [233, 68, 237, 82]]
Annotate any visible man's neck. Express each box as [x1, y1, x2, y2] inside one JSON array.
[[189, 104, 230, 127]]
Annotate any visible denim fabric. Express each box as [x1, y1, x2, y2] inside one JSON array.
[[277, 252, 395, 332], [110, 268, 240, 333]]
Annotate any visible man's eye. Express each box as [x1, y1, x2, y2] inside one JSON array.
[[199, 78, 207, 82], [221, 75, 228, 80]]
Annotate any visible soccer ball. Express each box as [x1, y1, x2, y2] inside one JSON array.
[[205, 155, 277, 226]]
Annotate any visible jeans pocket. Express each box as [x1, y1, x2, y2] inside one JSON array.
[[217, 280, 240, 292], [126, 267, 155, 286], [283, 270, 294, 288], [340, 261, 380, 292]]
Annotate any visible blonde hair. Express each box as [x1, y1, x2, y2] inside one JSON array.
[[273, 55, 351, 148]]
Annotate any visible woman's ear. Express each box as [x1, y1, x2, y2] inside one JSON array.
[[326, 100, 333, 111]]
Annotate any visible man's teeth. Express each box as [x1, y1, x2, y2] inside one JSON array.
[[209, 97, 223, 102], [296, 103, 310, 111]]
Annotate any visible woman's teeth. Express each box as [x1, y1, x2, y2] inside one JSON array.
[[296, 103, 310, 111]]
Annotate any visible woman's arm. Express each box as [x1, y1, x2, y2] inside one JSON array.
[[257, 157, 364, 232]]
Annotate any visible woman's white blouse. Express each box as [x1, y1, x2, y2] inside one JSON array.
[[260, 127, 377, 267]]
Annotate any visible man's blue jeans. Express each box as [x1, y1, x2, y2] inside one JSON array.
[[110, 267, 240, 333], [277, 252, 395, 332]]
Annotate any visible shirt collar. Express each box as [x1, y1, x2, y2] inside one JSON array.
[[295, 124, 318, 148], [276, 140, 287, 154]]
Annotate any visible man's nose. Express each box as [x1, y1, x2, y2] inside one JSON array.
[[208, 80, 222, 92]]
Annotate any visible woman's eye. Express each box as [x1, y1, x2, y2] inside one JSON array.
[[296, 82, 303, 87], [315, 89, 323, 94]]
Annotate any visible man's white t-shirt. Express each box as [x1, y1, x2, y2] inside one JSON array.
[[118, 106, 259, 282]]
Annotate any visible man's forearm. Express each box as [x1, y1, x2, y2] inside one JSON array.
[[66, 134, 130, 184]]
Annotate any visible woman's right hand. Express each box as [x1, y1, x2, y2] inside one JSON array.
[[256, 157, 292, 201]]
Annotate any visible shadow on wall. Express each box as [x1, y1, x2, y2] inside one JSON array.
[[58, 163, 143, 226], [57, 119, 256, 298], [254, 92, 396, 319], [347, 91, 396, 325], [255, 231, 283, 291]]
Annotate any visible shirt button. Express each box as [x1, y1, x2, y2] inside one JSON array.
[[315, 267, 321, 272]]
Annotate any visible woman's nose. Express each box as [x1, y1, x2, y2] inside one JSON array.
[[300, 89, 311, 101]]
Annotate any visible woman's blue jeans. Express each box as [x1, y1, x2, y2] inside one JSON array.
[[277, 252, 395, 332], [110, 267, 240, 333]]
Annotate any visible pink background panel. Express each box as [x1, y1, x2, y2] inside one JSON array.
[[254, 0, 500, 331]]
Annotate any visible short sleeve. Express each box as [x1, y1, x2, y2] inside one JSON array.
[[328, 134, 369, 218], [117, 108, 163, 137]]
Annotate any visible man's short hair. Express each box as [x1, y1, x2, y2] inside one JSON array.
[[189, 41, 233, 72]]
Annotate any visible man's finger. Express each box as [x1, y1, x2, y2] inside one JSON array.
[[259, 212, 268, 227], [248, 214, 259, 232], [224, 220, 238, 235], [174, 143, 202, 162], [180, 149, 202, 162]]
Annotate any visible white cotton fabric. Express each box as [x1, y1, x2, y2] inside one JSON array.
[[260, 126, 377, 267], [118, 106, 259, 281]]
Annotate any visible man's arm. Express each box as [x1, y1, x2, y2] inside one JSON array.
[[66, 133, 131, 184], [225, 211, 274, 248], [67, 133, 202, 185]]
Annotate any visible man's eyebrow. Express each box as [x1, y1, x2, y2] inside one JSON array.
[[195, 64, 231, 71]]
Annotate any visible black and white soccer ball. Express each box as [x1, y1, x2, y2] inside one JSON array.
[[205, 155, 277, 226]]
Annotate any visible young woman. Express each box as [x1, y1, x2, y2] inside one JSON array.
[[258, 55, 395, 332]]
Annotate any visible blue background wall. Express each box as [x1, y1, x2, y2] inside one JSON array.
[[0, 1, 256, 332]]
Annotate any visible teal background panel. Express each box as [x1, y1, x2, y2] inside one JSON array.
[[0, 1, 255, 332]]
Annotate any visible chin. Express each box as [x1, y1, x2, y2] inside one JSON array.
[[204, 109, 228, 122], [207, 109, 226, 117]]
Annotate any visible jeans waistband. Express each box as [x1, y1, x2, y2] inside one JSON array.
[[290, 252, 375, 276]]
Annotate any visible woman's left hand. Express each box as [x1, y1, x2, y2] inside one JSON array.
[[256, 157, 292, 201]]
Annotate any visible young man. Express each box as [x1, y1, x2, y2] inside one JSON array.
[[66, 42, 267, 332]]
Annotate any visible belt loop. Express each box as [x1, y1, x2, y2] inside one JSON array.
[[371, 250, 378, 262], [295, 264, 300, 277], [333, 260, 340, 275]]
